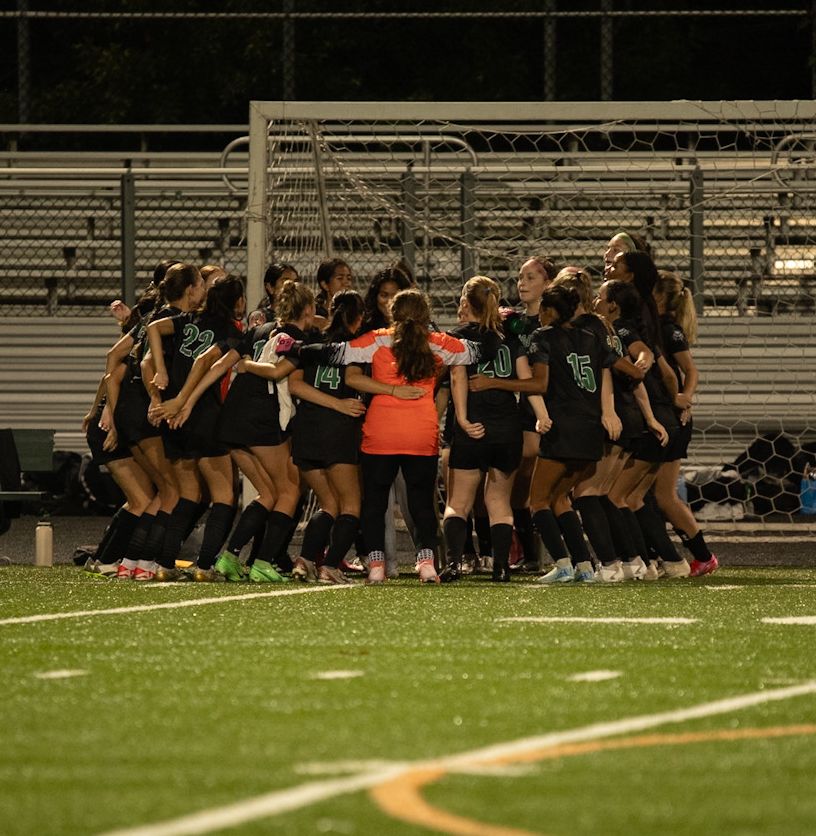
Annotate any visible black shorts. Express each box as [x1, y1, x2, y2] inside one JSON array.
[[632, 404, 679, 464], [218, 384, 288, 449], [292, 410, 361, 470], [519, 397, 537, 433], [449, 434, 523, 474], [664, 416, 693, 461], [163, 397, 229, 460], [615, 401, 646, 452], [86, 408, 131, 466], [539, 412, 604, 463], [115, 378, 161, 447]]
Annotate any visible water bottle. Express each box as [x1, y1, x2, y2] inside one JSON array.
[[800, 470, 816, 516], [35, 520, 53, 567]]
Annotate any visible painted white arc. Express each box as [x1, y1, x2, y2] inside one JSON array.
[[98, 680, 816, 836]]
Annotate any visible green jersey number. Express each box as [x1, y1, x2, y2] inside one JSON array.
[[179, 324, 215, 359], [566, 352, 597, 393], [315, 365, 341, 390], [252, 339, 266, 361], [476, 344, 512, 379]]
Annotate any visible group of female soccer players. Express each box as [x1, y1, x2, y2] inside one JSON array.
[[82, 234, 718, 586]]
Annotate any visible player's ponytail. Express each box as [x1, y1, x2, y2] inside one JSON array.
[[461, 276, 502, 334], [327, 289, 365, 341], [203, 274, 245, 322], [391, 289, 437, 382], [656, 270, 697, 345], [276, 279, 315, 325], [540, 285, 580, 326], [159, 263, 200, 305]]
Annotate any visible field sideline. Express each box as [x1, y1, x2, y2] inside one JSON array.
[[2, 564, 816, 835]]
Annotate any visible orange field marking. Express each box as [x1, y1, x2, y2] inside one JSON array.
[[370, 724, 816, 836]]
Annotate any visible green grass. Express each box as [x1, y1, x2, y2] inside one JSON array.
[[1, 566, 816, 835]]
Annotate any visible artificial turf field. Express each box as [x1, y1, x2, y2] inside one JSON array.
[[2, 564, 816, 835]]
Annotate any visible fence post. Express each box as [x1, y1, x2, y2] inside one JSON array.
[[689, 164, 704, 314], [120, 169, 136, 307], [600, 0, 613, 100], [461, 169, 476, 281], [401, 165, 417, 278]]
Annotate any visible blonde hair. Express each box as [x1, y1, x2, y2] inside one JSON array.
[[462, 276, 502, 334], [553, 267, 593, 311], [656, 270, 697, 345], [275, 279, 315, 324]]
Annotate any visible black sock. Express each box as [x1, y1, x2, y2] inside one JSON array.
[[442, 515, 468, 566], [619, 507, 649, 562], [257, 510, 294, 567], [161, 498, 200, 567], [490, 523, 513, 570], [463, 515, 477, 556], [573, 496, 617, 565], [124, 512, 155, 562], [197, 503, 237, 569], [557, 510, 591, 565], [676, 529, 712, 562], [300, 510, 335, 562], [474, 515, 492, 557], [248, 527, 264, 566], [95, 509, 140, 564], [635, 505, 681, 562], [186, 501, 210, 541], [227, 500, 270, 556], [325, 514, 359, 568], [144, 511, 170, 567], [532, 509, 568, 562], [513, 508, 539, 565], [600, 496, 637, 560]]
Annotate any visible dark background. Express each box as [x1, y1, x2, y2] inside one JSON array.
[[0, 0, 813, 147]]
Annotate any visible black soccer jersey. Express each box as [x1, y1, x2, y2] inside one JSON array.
[[660, 315, 690, 391], [447, 323, 517, 442]]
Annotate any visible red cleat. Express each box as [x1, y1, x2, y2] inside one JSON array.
[[690, 554, 719, 577]]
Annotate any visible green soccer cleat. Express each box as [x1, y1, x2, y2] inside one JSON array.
[[213, 551, 246, 583], [248, 558, 288, 583]]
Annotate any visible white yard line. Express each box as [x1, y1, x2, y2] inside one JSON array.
[[567, 670, 622, 682], [0, 585, 355, 627], [498, 616, 697, 625], [34, 669, 88, 680], [763, 616, 816, 625], [99, 680, 816, 836]]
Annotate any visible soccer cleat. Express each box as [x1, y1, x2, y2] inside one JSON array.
[[366, 560, 386, 585], [292, 556, 318, 583], [190, 566, 225, 583], [574, 561, 596, 583], [132, 560, 157, 582], [662, 558, 692, 579], [84, 558, 119, 580], [318, 565, 352, 585], [417, 559, 440, 584], [621, 556, 648, 581], [536, 560, 575, 584], [213, 551, 246, 583], [438, 561, 462, 583], [340, 556, 366, 574], [248, 558, 288, 583], [643, 560, 661, 581], [595, 560, 624, 583], [114, 561, 136, 581], [154, 566, 191, 583], [491, 557, 511, 583], [460, 555, 477, 575], [690, 554, 719, 577]]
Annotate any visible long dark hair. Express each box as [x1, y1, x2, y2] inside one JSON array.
[[361, 267, 411, 332], [122, 258, 179, 330], [259, 262, 298, 309], [390, 289, 437, 382], [605, 280, 642, 324], [203, 274, 245, 323], [621, 251, 662, 349], [159, 263, 199, 305], [326, 289, 365, 341], [540, 285, 580, 327]]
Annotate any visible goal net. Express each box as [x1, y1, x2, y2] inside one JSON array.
[[248, 101, 816, 529]]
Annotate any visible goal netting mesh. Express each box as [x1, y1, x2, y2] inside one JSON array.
[[255, 102, 816, 528]]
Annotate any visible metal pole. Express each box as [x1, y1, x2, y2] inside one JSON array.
[[543, 0, 556, 101], [460, 170, 476, 281], [246, 103, 268, 310], [600, 0, 613, 100], [812, 0, 816, 98], [401, 165, 417, 278], [689, 165, 704, 315], [308, 120, 334, 258], [282, 0, 296, 100], [120, 169, 136, 307], [17, 0, 30, 123]]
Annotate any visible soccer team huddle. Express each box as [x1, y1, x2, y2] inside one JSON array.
[[82, 231, 720, 586]]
